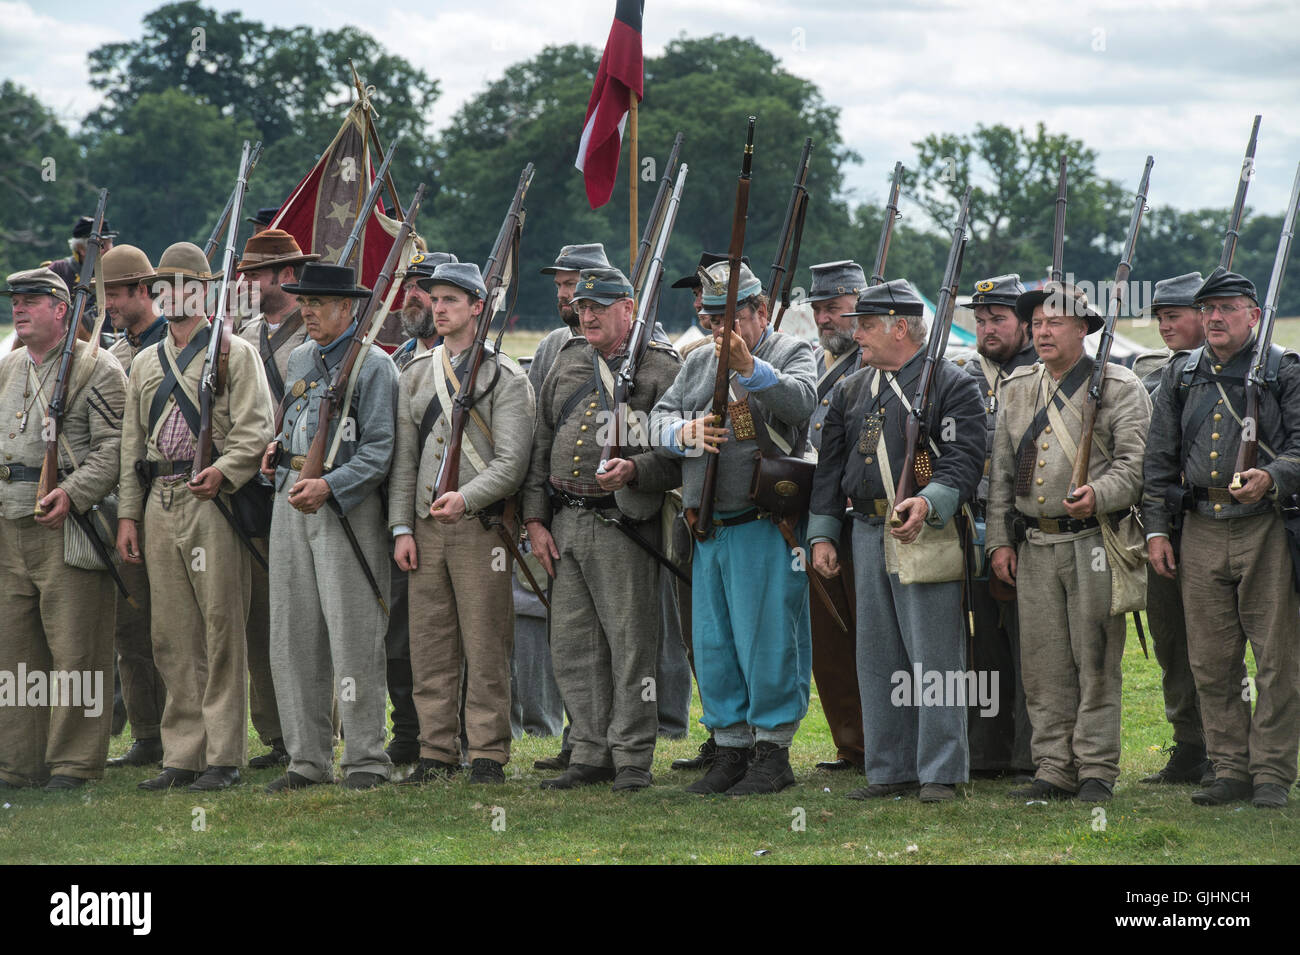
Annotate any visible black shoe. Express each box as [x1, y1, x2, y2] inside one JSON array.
[[1201, 764, 1217, 788], [189, 766, 240, 792], [138, 768, 199, 791], [671, 737, 717, 771], [1141, 743, 1210, 784], [468, 759, 506, 785], [1008, 777, 1074, 800], [685, 746, 752, 795], [611, 766, 653, 792], [1077, 778, 1114, 802], [248, 739, 289, 770], [43, 775, 87, 791], [0, 777, 21, 790], [342, 772, 386, 790], [385, 739, 421, 766], [919, 783, 956, 803], [107, 737, 164, 768], [1252, 783, 1289, 809], [1190, 777, 1252, 806], [815, 757, 863, 772], [538, 763, 615, 790], [846, 781, 920, 800], [400, 758, 461, 785], [533, 748, 572, 772], [265, 771, 325, 794], [726, 742, 795, 795]]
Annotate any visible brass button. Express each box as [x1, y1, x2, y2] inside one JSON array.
[[573, 455, 581, 462], [580, 425, 588, 432], [1214, 364, 1222, 373], [987, 389, 994, 397], [1036, 478, 1044, 485], [436, 436, 444, 443], [589, 402, 598, 409], [1038, 460, 1046, 468], [585, 410, 593, 417], [1211, 432, 1220, 440], [572, 469, 580, 476], [1210, 451, 1219, 459], [1217, 399, 1224, 405], [864, 456, 873, 464], [814, 422, 822, 430], [1041, 442, 1050, 450], [1045, 426, 1053, 434], [1214, 413, 1222, 422], [822, 398, 829, 407], [576, 439, 583, 446], [1211, 470, 1219, 478], [1037, 496, 1046, 504], [1214, 503, 1222, 512]]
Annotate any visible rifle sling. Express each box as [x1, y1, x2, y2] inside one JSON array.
[[146, 327, 211, 439], [258, 313, 303, 405]]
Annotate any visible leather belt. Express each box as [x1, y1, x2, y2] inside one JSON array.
[[709, 507, 767, 528], [1012, 507, 1125, 535], [551, 488, 617, 511], [1191, 486, 1235, 505], [850, 498, 892, 520], [148, 459, 193, 478]]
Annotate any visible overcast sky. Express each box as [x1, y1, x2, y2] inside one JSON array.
[[5, 0, 1299, 219]]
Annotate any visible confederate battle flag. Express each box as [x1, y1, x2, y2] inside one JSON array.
[[576, 0, 644, 209]]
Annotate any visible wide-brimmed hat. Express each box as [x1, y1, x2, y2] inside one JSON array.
[[155, 242, 215, 282], [570, 267, 634, 306], [968, 273, 1026, 310], [808, 260, 866, 303], [698, 261, 763, 315], [1015, 281, 1103, 333], [236, 229, 320, 272], [281, 262, 371, 299], [417, 262, 486, 299], [1194, 266, 1258, 305], [100, 245, 157, 287], [845, 278, 924, 318], [3, 267, 71, 305], [72, 215, 118, 239], [540, 243, 610, 275], [1139, 271, 1204, 318], [245, 206, 280, 228]]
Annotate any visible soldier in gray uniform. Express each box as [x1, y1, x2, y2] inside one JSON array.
[[804, 260, 868, 773], [810, 279, 984, 804], [523, 267, 682, 791], [1130, 272, 1212, 786], [1144, 268, 1300, 809], [261, 263, 398, 792], [235, 229, 319, 770], [961, 274, 1037, 777], [989, 283, 1151, 804]]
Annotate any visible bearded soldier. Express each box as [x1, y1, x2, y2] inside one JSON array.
[[803, 260, 867, 774], [100, 245, 170, 770], [810, 279, 983, 804], [1144, 268, 1300, 809], [261, 262, 398, 793], [0, 268, 125, 791], [962, 274, 1037, 777], [988, 283, 1150, 804], [390, 262, 535, 784], [392, 251, 456, 373], [234, 229, 320, 770], [1130, 272, 1213, 787], [651, 261, 818, 796], [116, 252, 273, 792], [524, 267, 682, 791]]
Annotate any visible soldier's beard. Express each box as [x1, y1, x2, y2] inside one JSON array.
[[559, 301, 578, 328], [819, 328, 857, 357], [401, 304, 436, 341]]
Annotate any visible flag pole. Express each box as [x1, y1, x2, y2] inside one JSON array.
[[629, 88, 638, 272]]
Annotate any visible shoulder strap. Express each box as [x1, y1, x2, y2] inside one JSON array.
[[557, 371, 599, 428], [258, 321, 288, 405], [1013, 359, 1090, 465], [146, 327, 210, 438]]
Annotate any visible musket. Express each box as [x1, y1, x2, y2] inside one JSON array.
[[336, 132, 402, 272], [1051, 154, 1068, 283], [870, 162, 904, 286], [1068, 155, 1154, 500], [1222, 115, 1262, 270], [36, 189, 108, 513], [598, 162, 689, 474], [692, 117, 756, 541], [769, 137, 813, 331], [434, 162, 534, 500], [1232, 160, 1300, 488], [630, 132, 684, 293], [890, 188, 972, 524], [203, 140, 264, 266]]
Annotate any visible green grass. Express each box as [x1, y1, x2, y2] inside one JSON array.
[[1118, 315, 1300, 351], [0, 620, 1292, 864]]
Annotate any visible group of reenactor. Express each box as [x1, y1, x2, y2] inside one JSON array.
[[2, 210, 1297, 811]]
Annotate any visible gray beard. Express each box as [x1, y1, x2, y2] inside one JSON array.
[[401, 306, 436, 341], [819, 328, 857, 357]]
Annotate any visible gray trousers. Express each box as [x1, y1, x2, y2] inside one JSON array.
[[549, 506, 661, 771], [510, 577, 564, 738], [656, 570, 692, 738], [1146, 564, 1204, 747], [269, 490, 392, 782], [967, 580, 1033, 772], [852, 520, 969, 785]]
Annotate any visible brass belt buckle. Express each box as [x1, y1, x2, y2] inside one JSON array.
[[289, 454, 306, 471], [1039, 517, 1061, 534], [1208, 487, 1232, 505], [0, 464, 10, 481], [873, 499, 889, 517]]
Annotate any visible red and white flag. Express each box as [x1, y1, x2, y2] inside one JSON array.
[[575, 0, 644, 209]]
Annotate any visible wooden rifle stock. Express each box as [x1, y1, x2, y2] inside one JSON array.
[[299, 183, 427, 483], [1222, 115, 1262, 270], [36, 189, 109, 512], [1068, 156, 1153, 499], [435, 164, 535, 499], [871, 162, 904, 287], [694, 118, 755, 540], [891, 191, 970, 524], [1232, 160, 1300, 486], [769, 137, 813, 332], [630, 132, 683, 292]]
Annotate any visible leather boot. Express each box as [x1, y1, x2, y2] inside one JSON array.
[[725, 741, 795, 795], [685, 745, 752, 794]]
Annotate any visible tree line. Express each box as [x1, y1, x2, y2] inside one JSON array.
[[1, 0, 1294, 330]]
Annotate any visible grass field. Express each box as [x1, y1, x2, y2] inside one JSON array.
[[0, 620, 1292, 865]]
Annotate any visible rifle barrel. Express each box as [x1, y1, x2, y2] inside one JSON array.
[[1222, 114, 1262, 270], [1051, 154, 1068, 283], [336, 132, 403, 268], [871, 162, 904, 286]]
